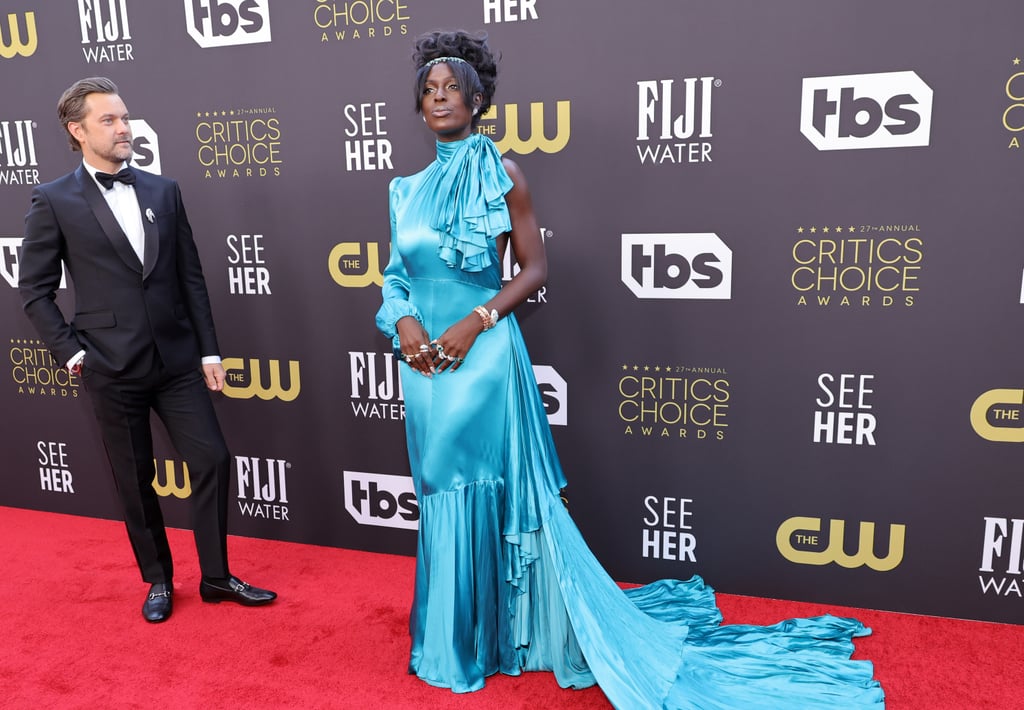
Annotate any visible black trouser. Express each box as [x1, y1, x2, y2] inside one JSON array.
[[83, 356, 231, 584]]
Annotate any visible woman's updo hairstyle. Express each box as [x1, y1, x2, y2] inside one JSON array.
[[413, 30, 498, 127]]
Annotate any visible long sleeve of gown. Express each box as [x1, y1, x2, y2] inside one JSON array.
[[376, 177, 423, 343]]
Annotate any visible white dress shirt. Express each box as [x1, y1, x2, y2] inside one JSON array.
[[83, 159, 145, 262]]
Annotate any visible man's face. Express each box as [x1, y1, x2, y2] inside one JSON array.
[[68, 92, 133, 172]]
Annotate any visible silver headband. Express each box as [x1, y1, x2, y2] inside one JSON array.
[[423, 56, 469, 69]]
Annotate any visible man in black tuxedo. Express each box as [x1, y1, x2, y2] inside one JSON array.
[[19, 77, 276, 623]]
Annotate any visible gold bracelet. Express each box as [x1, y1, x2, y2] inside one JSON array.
[[474, 305, 496, 330]]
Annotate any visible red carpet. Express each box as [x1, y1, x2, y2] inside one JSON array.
[[0, 505, 1019, 709]]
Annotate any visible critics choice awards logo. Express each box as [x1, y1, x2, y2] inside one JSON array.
[[195, 108, 282, 179], [800, 71, 932, 151], [1005, 55, 1024, 150], [0, 118, 40, 186], [617, 364, 729, 441], [9, 339, 80, 398], [791, 225, 922, 307], [314, 0, 409, 43], [636, 76, 717, 165], [78, 0, 134, 63], [979, 516, 1024, 598]]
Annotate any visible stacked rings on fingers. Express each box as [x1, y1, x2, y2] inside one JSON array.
[[419, 344, 430, 352]]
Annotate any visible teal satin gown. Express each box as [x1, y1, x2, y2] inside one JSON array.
[[376, 134, 885, 708]]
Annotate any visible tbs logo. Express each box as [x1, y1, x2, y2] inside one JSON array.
[[533, 365, 567, 426], [184, 0, 271, 48], [621, 233, 731, 300], [129, 120, 160, 174], [343, 470, 418, 530], [800, 71, 932, 151]]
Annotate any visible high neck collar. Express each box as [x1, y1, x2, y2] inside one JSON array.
[[435, 132, 481, 164]]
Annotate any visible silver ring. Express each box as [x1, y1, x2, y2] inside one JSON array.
[[403, 354, 412, 362], [435, 343, 445, 354], [457, 357, 465, 363], [419, 343, 430, 352], [414, 352, 424, 359], [445, 353, 456, 361]]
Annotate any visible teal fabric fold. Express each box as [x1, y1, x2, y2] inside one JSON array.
[[430, 133, 513, 272]]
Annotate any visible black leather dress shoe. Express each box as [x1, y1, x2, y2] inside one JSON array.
[[142, 582, 173, 623], [199, 576, 277, 606]]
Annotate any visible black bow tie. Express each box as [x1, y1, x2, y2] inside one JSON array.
[[95, 168, 136, 190]]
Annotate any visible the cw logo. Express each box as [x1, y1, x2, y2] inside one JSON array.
[[776, 516, 905, 572], [1, 12, 37, 59], [480, 101, 571, 155], [971, 389, 1024, 443], [329, 242, 383, 288], [222, 358, 301, 402], [152, 459, 191, 499]]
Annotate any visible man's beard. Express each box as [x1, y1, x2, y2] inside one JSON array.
[[92, 138, 133, 165]]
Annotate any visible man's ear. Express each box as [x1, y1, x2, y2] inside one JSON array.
[[68, 122, 85, 144]]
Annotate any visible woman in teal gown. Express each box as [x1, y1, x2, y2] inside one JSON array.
[[376, 30, 885, 709]]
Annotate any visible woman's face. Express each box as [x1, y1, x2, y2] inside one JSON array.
[[421, 63, 478, 142]]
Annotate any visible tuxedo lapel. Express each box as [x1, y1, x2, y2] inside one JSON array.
[[74, 165, 143, 274], [131, 170, 160, 279]]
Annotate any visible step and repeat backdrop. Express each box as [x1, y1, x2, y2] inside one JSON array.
[[1, 1, 1022, 624]]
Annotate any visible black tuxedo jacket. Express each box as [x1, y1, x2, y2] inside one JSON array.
[[19, 164, 220, 379]]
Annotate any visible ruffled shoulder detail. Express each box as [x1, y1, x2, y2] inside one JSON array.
[[429, 134, 514, 272]]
